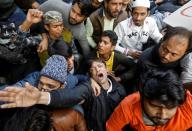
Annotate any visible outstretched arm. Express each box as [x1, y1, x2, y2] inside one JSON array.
[[0, 83, 49, 108]]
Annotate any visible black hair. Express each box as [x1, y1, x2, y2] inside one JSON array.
[[139, 69, 185, 107], [161, 26, 192, 53], [87, 58, 106, 76], [3, 107, 52, 131], [101, 30, 118, 46], [72, 0, 96, 16]]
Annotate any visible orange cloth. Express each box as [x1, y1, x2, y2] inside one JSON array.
[[106, 91, 192, 131]]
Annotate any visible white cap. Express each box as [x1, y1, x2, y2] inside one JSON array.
[[98, 0, 103, 2], [131, 0, 150, 8]]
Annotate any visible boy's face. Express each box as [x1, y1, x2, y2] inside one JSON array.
[[98, 36, 115, 55], [45, 21, 64, 40], [89, 61, 108, 85], [38, 76, 63, 92]]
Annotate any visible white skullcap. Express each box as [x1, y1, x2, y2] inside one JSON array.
[[98, 0, 103, 2], [131, 0, 150, 8]]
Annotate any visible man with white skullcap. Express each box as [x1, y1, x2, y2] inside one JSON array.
[[114, 0, 163, 60]]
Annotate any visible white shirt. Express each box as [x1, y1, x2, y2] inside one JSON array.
[[114, 17, 163, 57], [107, 78, 113, 94], [180, 53, 192, 83]]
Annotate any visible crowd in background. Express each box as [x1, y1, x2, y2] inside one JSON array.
[[0, 0, 192, 130]]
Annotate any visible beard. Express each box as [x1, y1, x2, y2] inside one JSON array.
[[105, 8, 120, 18]]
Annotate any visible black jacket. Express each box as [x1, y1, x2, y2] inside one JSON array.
[[49, 76, 126, 131]]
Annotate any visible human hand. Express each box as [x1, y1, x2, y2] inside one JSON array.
[[155, 0, 164, 5], [0, 82, 41, 108], [37, 39, 48, 53], [90, 78, 101, 96], [37, 33, 48, 53], [128, 50, 142, 59], [26, 9, 43, 24]]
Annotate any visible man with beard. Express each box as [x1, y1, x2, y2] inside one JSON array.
[[114, 0, 162, 60], [0, 55, 88, 131], [106, 69, 192, 130], [137, 27, 192, 88], [38, 0, 94, 58], [85, 0, 128, 49], [0, 58, 126, 131]]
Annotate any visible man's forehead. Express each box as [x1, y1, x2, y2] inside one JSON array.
[[91, 61, 105, 67], [72, 3, 81, 13], [162, 35, 189, 49], [39, 76, 61, 84]]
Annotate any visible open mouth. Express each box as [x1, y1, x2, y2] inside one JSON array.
[[98, 73, 104, 78]]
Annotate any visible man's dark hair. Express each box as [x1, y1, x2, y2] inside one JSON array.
[[101, 30, 118, 46], [3, 107, 52, 131], [72, 0, 96, 16], [87, 58, 106, 76], [162, 27, 192, 53], [139, 69, 185, 107]]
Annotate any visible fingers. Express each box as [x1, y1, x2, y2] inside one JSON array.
[[0, 96, 15, 102], [25, 82, 38, 92], [28, 9, 43, 17], [4, 86, 24, 93], [37, 45, 43, 53], [0, 103, 17, 109], [90, 78, 101, 96]]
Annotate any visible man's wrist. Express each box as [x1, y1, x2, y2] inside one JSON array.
[[19, 20, 33, 32], [37, 92, 50, 105]]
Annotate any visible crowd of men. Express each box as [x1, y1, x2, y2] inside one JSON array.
[[0, 0, 192, 130]]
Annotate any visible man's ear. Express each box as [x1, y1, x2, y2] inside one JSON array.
[[147, 10, 150, 17], [44, 24, 49, 31]]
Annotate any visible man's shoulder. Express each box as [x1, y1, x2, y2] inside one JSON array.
[[40, 0, 71, 12], [139, 46, 154, 61], [89, 7, 103, 20], [110, 76, 124, 89], [116, 18, 130, 29], [116, 10, 128, 22], [121, 92, 140, 107], [144, 17, 156, 24]]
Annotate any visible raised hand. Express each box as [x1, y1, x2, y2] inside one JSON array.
[[26, 9, 43, 24], [0, 82, 41, 108]]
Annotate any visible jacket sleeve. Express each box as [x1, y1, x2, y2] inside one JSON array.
[[14, 71, 40, 87], [115, 53, 136, 81], [114, 23, 127, 54], [85, 17, 97, 48], [72, 24, 90, 58], [180, 53, 192, 84], [49, 81, 92, 108]]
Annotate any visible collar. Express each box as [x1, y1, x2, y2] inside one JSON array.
[[107, 78, 112, 94]]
